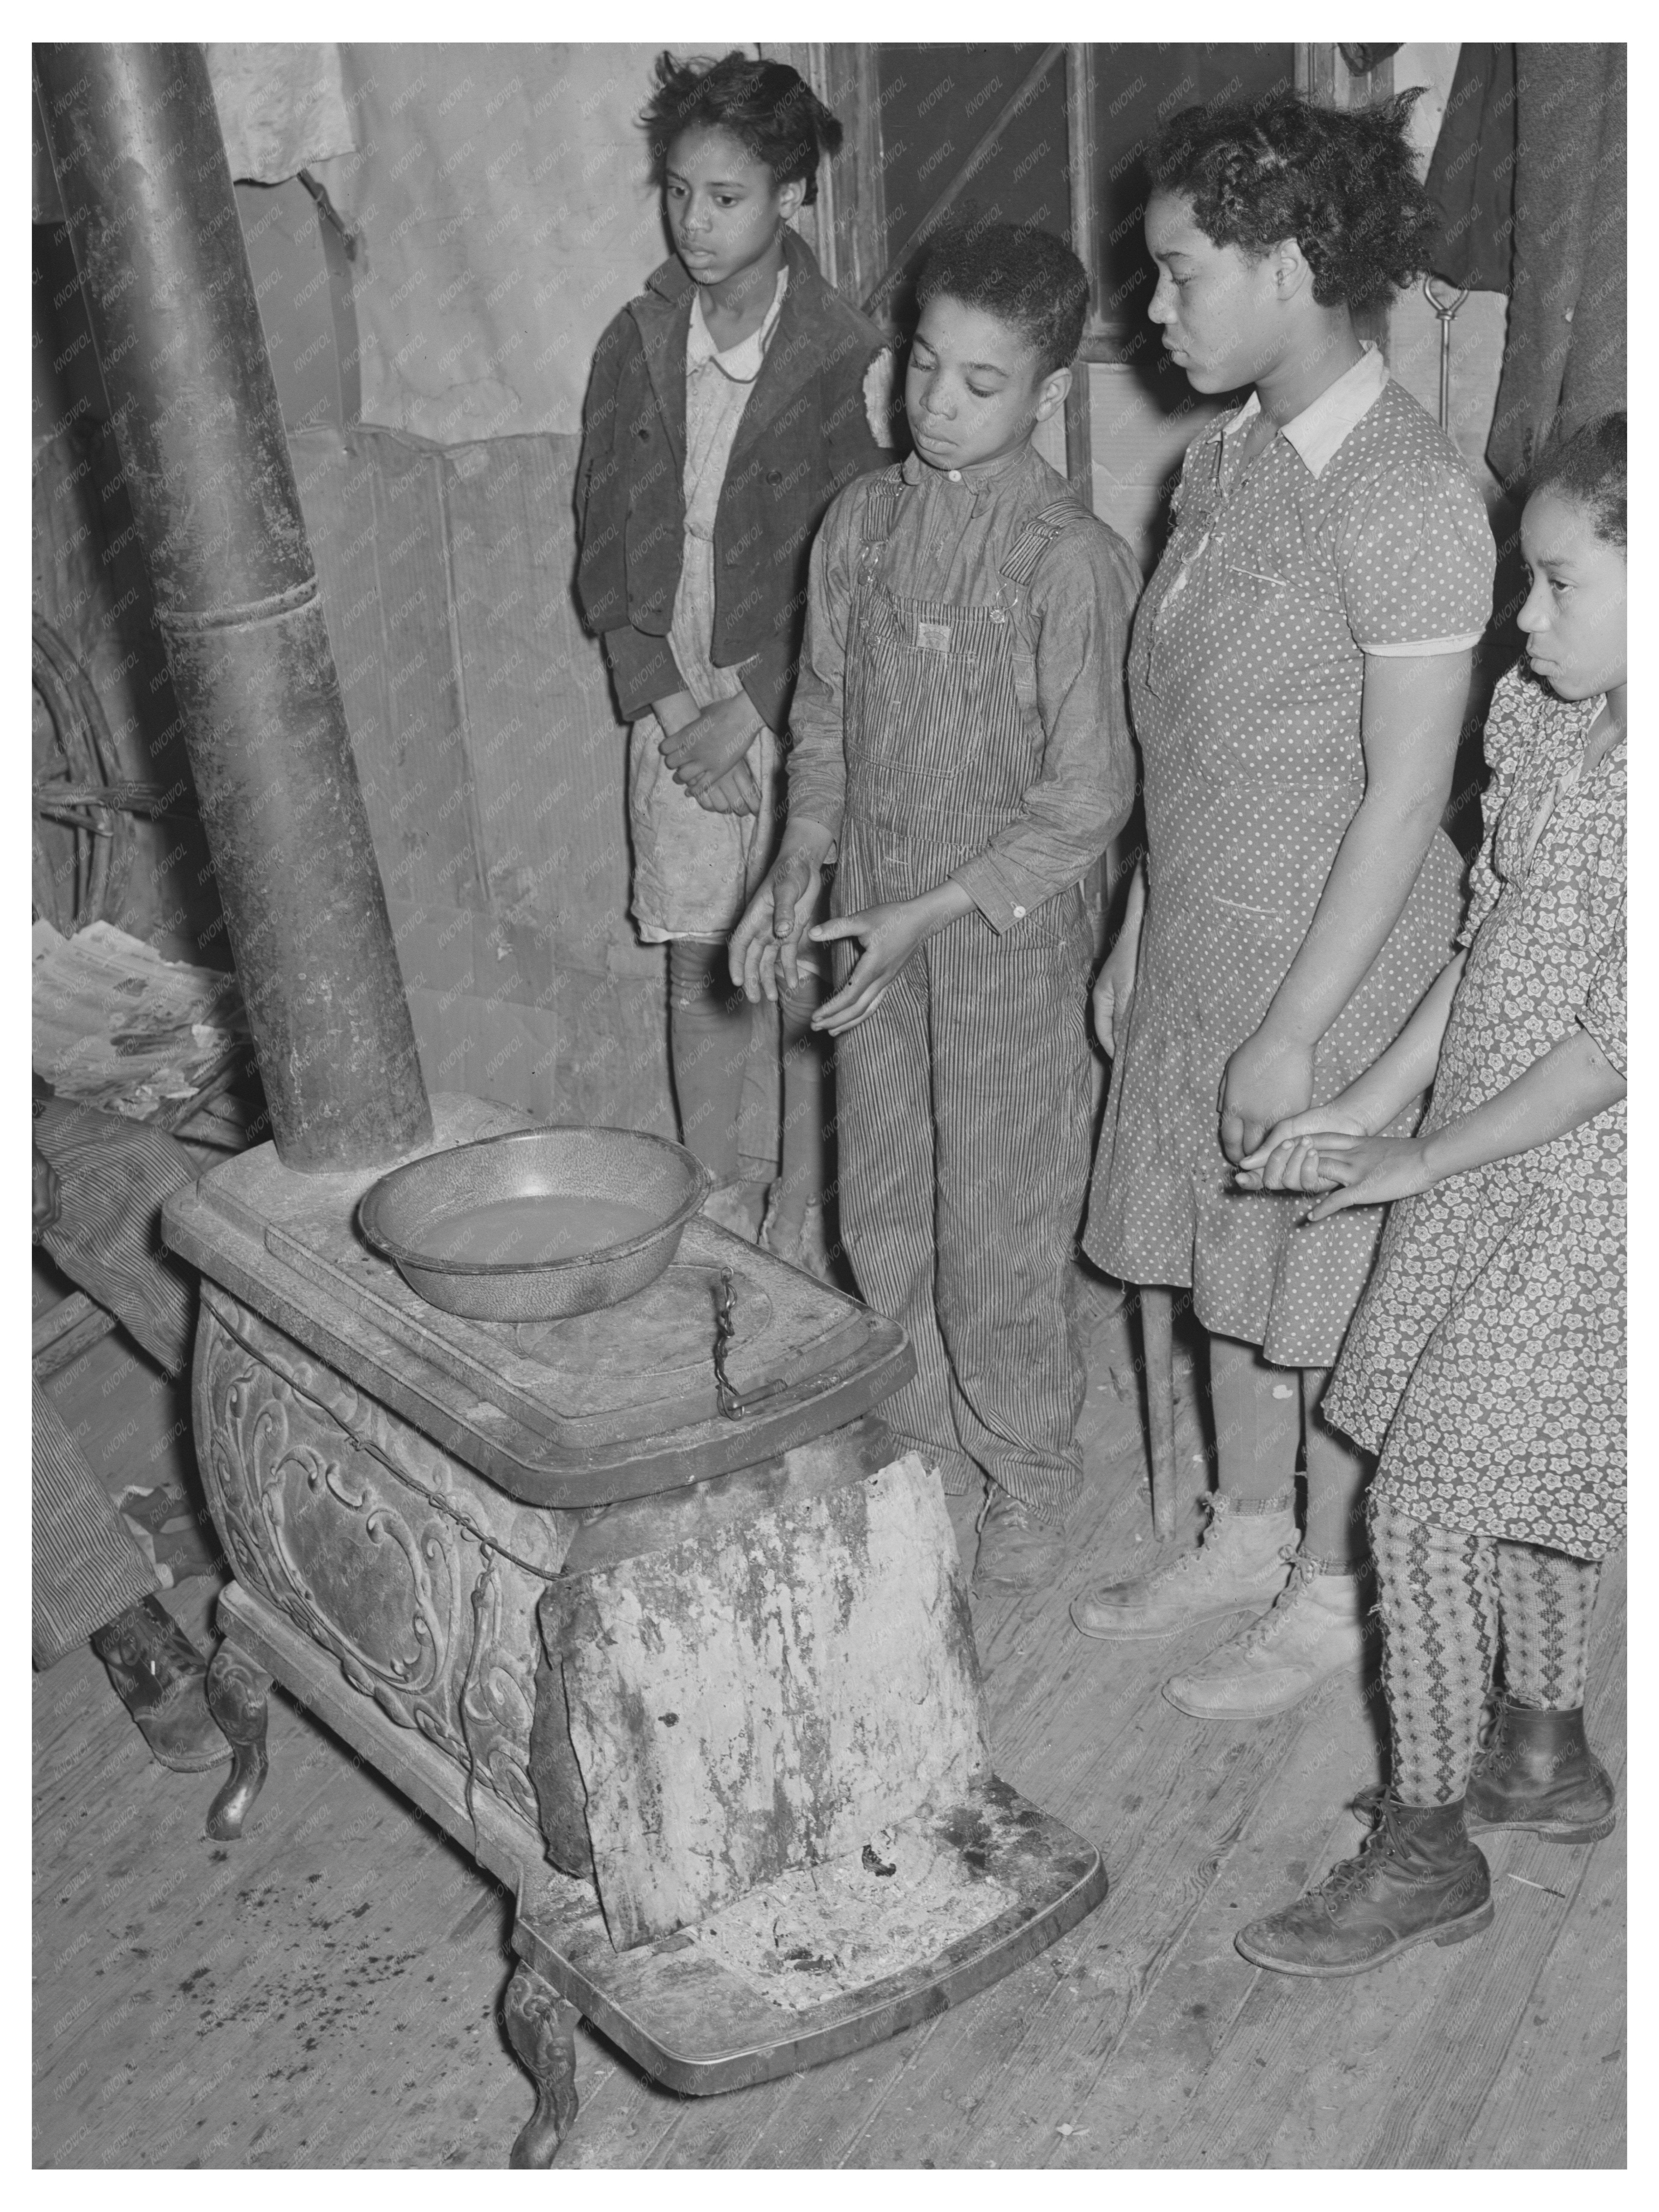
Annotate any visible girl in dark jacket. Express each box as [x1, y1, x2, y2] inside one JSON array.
[[576, 51, 893, 1261]]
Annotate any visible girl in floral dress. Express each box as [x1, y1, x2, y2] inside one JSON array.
[[1234, 415, 1626, 1976]]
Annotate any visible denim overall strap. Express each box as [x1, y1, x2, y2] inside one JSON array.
[[998, 499, 1090, 590]]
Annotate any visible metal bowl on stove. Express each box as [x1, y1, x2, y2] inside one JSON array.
[[358, 1126, 713, 1321]]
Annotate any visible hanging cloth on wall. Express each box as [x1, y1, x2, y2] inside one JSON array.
[[32, 45, 356, 219], [1421, 43, 1518, 294], [1487, 43, 1626, 488]]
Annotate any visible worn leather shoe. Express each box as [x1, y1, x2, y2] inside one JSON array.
[[1467, 1699, 1617, 1845], [90, 1595, 230, 1773], [1236, 1794, 1492, 1977], [1164, 1555, 1370, 1718], [974, 1487, 1067, 1591], [1070, 1490, 1296, 1641]]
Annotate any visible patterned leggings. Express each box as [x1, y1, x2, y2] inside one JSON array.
[[1368, 1497, 1601, 1805]]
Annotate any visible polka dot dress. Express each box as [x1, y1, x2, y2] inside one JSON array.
[[1085, 375, 1494, 1367]]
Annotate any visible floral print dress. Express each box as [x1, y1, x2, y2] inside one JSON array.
[[1327, 665, 1626, 1559]]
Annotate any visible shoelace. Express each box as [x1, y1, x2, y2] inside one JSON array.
[[1227, 1546, 1317, 1651], [1144, 1502, 1234, 1580], [1308, 1788, 1401, 1903]]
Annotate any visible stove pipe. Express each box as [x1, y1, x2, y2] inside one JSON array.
[[35, 43, 433, 1172]]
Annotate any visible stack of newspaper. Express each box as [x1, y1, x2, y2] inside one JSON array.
[[31, 919, 247, 1123]]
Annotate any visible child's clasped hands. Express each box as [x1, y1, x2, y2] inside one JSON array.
[[1233, 1110, 1438, 1219]]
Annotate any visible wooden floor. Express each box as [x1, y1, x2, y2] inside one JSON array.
[[33, 1273, 1626, 2169]]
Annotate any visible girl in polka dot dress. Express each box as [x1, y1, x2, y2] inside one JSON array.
[[1073, 93, 1495, 1721], [1231, 417, 1625, 1976]]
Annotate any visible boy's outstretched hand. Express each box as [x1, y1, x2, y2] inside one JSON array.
[[809, 880, 974, 1036], [730, 822, 835, 1003]]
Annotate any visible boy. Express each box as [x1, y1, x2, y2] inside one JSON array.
[[730, 223, 1140, 1589]]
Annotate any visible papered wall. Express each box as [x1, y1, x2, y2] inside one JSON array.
[[307, 45, 669, 443], [287, 421, 677, 1136]]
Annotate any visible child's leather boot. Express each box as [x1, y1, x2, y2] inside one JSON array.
[[974, 1486, 1067, 1591], [1163, 1554, 1370, 1718], [1070, 1489, 1295, 1641], [1236, 1794, 1493, 1977], [1466, 1699, 1617, 1844]]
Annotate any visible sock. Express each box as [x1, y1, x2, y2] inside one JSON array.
[[1497, 1539, 1600, 1708], [1369, 1498, 1498, 1805]]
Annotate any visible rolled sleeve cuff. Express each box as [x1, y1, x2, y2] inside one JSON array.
[[1360, 632, 1486, 657], [951, 853, 1028, 934]]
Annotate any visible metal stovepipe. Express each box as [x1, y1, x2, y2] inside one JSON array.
[[35, 43, 432, 1171]]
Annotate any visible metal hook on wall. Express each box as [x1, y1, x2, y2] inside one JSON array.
[[1421, 274, 1471, 435]]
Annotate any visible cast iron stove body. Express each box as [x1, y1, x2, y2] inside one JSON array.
[[164, 1093, 1107, 2165]]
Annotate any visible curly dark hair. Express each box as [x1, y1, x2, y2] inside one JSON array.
[[1527, 413, 1626, 548], [916, 218, 1090, 378], [641, 51, 842, 206], [1149, 90, 1435, 313]]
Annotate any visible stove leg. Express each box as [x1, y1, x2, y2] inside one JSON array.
[[504, 1959, 580, 2168], [203, 1639, 272, 1841]]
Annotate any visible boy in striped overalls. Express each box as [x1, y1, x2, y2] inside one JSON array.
[[731, 225, 1140, 1588]]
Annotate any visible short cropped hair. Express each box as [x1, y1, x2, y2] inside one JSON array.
[[1149, 90, 1435, 313], [1527, 413, 1627, 549], [915, 220, 1090, 378], [642, 51, 842, 206]]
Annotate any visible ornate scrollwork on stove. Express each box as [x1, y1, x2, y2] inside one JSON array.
[[195, 1294, 468, 1759], [457, 1551, 545, 1833]]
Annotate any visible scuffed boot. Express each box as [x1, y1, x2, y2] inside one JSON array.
[[1070, 1490, 1296, 1641], [1467, 1699, 1617, 1845], [1164, 1555, 1370, 1719], [1236, 1794, 1492, 1977], [974, 1486, 1067, 1592], [90, 1595, 230, 1773]]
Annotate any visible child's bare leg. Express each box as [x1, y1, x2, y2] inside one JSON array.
[[1302, 1370, 1371, 1571], [666, 936, 751, 1188], [1210, 1335, 1300, 1508]]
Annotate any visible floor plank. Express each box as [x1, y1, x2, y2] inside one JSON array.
[[34, 1278, 1625, 2168]]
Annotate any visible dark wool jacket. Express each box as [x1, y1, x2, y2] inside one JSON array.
[[575, 229, 893, 733]]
